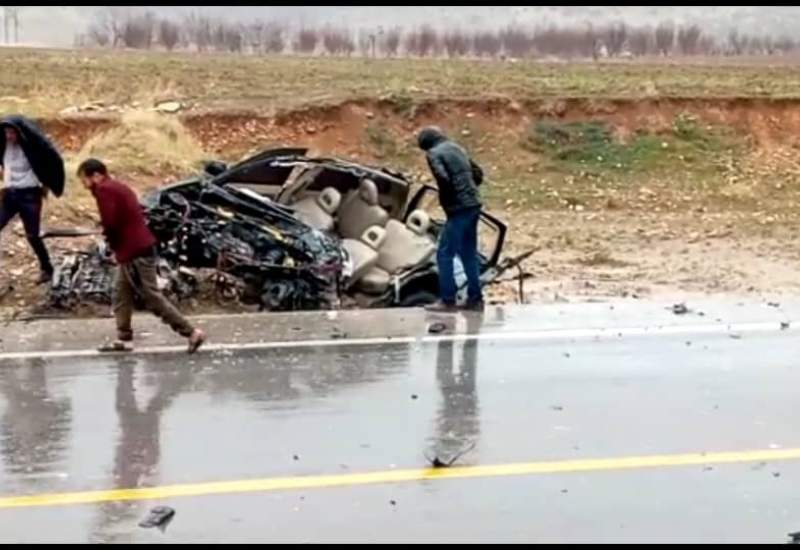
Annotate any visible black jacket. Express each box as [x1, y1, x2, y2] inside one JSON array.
[[0, 115, 65, 197], [418, 127, 482, 216]]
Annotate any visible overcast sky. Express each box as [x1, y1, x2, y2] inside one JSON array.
[[10, 6, 800, 47]]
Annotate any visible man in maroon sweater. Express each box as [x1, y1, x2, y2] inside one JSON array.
[[78, 158, 206, 353]]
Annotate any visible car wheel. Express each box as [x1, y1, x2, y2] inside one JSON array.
[[399, 290, 438, 307]]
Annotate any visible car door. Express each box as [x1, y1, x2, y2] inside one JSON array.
[[404, 184, 507, 269]]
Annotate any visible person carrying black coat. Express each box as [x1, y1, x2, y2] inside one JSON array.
[[417, 126, 485, 312], [0, 115, 65, 284]]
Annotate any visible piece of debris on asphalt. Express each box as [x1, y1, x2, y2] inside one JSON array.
[[293, 454, 300, 461], [773, 472, 781, 478], [702, 465, 714, 472], [561, 489, 569, 494], [424, 441, 476, 469], [563, 352, 571, 358], [781, 321, 791, 330], [139, 506, 176, 532], [670, 303, 689, 315], [411, 394, 419, 400], [729, 333, 742, 340], [389, 500, 397, 507], [767, 301, 781, 308], [550, 405, 564, 411], [427, 322, 447, 334]]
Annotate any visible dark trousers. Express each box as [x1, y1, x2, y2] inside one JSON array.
[[115, 251, 194, 341], [437, 206, 482, 305], [0, 187, 53, 274]]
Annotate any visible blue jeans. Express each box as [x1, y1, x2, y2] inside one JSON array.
[[437, 206, 482, 305]]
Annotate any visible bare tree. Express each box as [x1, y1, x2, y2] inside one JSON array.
[[381, 27, 402, 57], [295, 27, 319, 54], [603, 22, 627, 57], [627, 26, 651, 57], [500, 26, 533, 58], [727, 29, 749, 55], [226, 23, 244, 52], [762, 36, 775, 55], [183, 12, 212, 51], [120, 11, 156, 49], [472, 30, 501, 58], [321, 27, 355, 56], [654, 22, 675, 56], [246, 22, 265, 53], [443, 29, 470, 58], [263, 21, 285, 54], [404, 28, 421, 56], [578, 25, 600, 59], [405, 26, 440, 57], [159, 19, 180, 51], [87, 21, 110, 47], [357, 30, 372, 57], [775, 36, 796, 54], [418, 25, 439, 57], [748, 36, 764, 55], [698, 35, 716, 55], [676, 24, 702, 55], [91, 8, 125, 48]]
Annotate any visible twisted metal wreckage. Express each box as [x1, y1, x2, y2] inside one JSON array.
[[45, 149, 530, 313]]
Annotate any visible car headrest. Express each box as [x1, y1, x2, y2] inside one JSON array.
[[406, 210, 431, 236], [361, 225, 387, 250], [358, 179, 379, 206], [316, 187, 341, 215]]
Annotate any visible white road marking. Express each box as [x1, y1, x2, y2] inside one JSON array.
[[0, 320, 794, 361]]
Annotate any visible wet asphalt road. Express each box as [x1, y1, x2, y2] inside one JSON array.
[[1, 300, 799, 543]]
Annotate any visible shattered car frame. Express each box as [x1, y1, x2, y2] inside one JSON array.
[[47, 148, 517, 312]]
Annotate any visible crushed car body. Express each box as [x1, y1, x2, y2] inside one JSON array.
[[46, 148, 520, 313]]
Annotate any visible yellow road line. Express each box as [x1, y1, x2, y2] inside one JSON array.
[[2, 447, 799, 509]]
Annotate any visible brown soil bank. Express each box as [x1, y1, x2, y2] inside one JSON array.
[[34, 96, 800, 156]]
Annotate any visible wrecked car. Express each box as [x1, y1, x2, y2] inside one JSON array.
[[47, 148, 519, 312]]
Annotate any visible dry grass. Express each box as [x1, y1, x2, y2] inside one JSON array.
[[77, 110, 206, 176], [4, 48, 800, 116]]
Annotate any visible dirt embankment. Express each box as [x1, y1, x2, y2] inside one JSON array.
[[41, 96, 800, 156]]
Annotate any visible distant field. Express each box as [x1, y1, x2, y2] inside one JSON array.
[[4, 48, 800, 116]]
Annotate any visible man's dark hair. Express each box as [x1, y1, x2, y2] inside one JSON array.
[[76, 158, 108, 178]]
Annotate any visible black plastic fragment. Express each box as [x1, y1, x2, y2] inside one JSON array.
[[139, 506, 175, 531]]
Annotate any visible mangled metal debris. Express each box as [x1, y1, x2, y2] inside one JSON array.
[[139, 506, 176, 532], [46, 148, 519, 313]]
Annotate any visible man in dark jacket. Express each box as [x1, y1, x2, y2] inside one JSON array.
[[77, 158, 206, 354], [0, 115, 65, 284], [417, 126, 484, 312]]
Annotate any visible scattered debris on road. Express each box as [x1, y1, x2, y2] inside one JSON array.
[[671, 303, 689, 315], [139, 506, 176, 532], [425, 441, 476, 469]]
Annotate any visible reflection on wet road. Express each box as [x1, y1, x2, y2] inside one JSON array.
[[1, 303, 800, 542]]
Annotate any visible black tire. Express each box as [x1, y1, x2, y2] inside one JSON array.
[[399, 290, 438, 308]]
